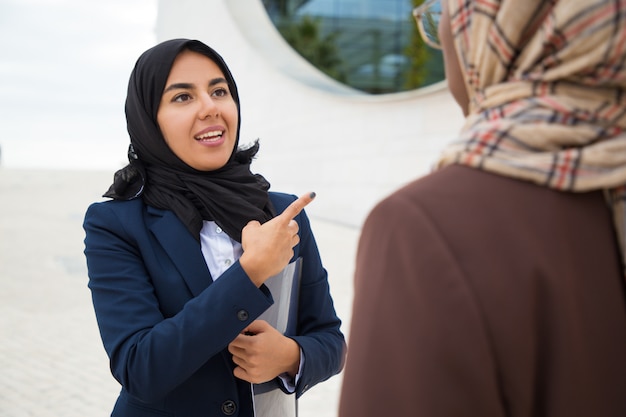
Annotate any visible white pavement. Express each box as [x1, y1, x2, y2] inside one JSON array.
[[0, 168, 359, 417]]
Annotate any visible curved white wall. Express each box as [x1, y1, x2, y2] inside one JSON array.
[[157, 0, 465, 227]]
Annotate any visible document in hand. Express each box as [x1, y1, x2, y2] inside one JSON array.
[[252, 257, 303, 417]]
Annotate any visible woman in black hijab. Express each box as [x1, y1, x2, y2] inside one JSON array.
[[84, 39, 345, 417]]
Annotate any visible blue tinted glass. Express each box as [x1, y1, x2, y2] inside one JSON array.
[[299, 0, 412, 18], [421, 2, 442, 46], [262, 0, 444, 94]]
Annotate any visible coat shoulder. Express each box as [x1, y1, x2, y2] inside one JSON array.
[[85, 197, 148, 222], [269, 191, 297, 213]]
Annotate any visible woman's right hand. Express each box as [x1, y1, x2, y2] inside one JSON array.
[[239, 192, 315, 287]]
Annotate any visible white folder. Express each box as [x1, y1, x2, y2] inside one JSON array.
[[252, 257, 302, 417]]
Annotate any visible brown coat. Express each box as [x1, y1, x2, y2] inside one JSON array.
[[339, 165, 626, 417]]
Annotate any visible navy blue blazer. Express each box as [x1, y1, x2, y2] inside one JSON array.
[[83, 192, 346, 417]]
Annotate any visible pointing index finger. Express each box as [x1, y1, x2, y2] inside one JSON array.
[[279, 192, 316, 221]]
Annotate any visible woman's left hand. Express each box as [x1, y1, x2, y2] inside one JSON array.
[[228, 320, 300, 384]]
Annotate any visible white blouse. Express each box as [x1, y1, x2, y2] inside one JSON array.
[[199, 220, 243, 281], [198, 220, 302, 392]]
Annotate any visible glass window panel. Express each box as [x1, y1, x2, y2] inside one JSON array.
[[262, 0, 444, 94]]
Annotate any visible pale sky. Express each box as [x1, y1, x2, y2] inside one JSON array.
[[0, 0, 157, 170]]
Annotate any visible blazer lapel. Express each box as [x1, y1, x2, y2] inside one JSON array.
[[146, 206, 213, 297]]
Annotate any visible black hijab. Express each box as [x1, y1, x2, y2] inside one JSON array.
[[104, 39, 275, 242]]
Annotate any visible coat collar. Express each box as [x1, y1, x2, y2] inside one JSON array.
[[146, 205, 213, 297]]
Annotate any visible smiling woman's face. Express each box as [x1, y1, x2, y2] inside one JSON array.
[[157, 49, 239, 171]]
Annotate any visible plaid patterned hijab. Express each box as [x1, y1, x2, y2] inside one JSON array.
[[437, 0, 626, 275]]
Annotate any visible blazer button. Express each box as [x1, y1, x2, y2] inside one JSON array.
[[237, 309, 249, 321], [221, 399, 236, 415]]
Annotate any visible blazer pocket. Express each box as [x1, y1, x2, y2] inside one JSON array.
[[123, 398, 175, 417]]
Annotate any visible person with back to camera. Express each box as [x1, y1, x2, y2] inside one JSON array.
[[339, 0, 626, 415], [83, 38, 345, 417]]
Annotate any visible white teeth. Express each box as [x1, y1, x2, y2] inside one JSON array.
[[196, 131, 223, 140]]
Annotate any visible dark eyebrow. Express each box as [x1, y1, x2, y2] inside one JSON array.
[[163, 83, 193, 94], [209, 77, 228, 87], [163, 77, 228, 94]]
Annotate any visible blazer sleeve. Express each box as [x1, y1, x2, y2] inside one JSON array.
[[272, 194, 347, 398], [338, 194, 504, 417], [83, 201, 273, 403]]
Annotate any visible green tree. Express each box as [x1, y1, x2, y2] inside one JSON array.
[[277, 15, 346, 82]]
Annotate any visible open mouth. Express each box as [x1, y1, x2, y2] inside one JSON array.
[[195, 130, 224, 142]]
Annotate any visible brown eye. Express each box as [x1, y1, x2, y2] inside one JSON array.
[[173, 93, 192, 103], [212, 87, 229, 98]]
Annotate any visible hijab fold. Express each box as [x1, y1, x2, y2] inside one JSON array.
[[104, 39, 275, 242], [437, 0, 626, 276]]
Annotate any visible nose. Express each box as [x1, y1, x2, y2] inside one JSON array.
[[198, 92, 218, 120]]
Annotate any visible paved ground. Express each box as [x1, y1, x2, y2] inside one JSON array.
[[0, 168, 359, 417]]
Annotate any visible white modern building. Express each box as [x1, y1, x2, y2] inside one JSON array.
[[156, 0, 464, 227]]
